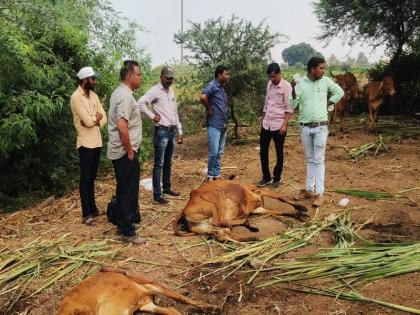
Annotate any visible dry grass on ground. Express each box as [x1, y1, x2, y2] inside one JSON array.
[[1, 115, 419, 314]]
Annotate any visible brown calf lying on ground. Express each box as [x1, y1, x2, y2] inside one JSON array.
[[365, 76, 396, 130], [330, 71, 361, 133], [173, 180, 309, 241], [57, 266, 219, 315]]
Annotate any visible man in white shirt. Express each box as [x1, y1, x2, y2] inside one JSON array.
[[137, 66, 183, 204]]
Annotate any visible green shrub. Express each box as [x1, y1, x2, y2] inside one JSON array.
[[0, 0, 150, 211]]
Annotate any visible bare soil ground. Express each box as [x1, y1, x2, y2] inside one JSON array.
[[1, 115, 419, 314]]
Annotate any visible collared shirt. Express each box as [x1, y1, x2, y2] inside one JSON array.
[[107, 83, 142, 160], [262, 79, 293, 131], [202, 79, 228, 131], [70, 86, 107, 149], [292, 75, 344, 123], [137, 83, 183, 134]]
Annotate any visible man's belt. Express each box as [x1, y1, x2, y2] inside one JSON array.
[[300, 121, 329, 128], [155, 125, 177, 130]]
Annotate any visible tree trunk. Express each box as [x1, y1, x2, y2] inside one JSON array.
[[229, 101, 239, 139]]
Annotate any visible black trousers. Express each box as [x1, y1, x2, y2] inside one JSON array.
[[78, 146, 101, 219], [112, 152, 140, 236], [259, 128, 286, 182]]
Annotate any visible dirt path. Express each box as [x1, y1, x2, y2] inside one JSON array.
[[1, 116, 419, 314]]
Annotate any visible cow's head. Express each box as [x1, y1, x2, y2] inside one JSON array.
[[350, 84, 361, 99], [381, 76, 396, 96]]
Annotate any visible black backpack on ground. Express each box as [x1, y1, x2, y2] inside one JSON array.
[[107, 195, 140, 225]]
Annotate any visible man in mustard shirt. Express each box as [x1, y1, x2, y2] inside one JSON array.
[[291, 57, 344, 207], [70, 66, 107, 226]]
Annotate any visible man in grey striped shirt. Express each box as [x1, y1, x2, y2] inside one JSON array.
[[107, 60, 145, 245]]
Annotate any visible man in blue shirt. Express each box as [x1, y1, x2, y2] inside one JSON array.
[[200, 65, 230, 181]]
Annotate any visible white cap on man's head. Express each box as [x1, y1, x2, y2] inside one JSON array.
[[77, 66, 99, 80]]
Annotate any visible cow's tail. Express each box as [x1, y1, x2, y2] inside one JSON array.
[[173, 212, 195, 236]]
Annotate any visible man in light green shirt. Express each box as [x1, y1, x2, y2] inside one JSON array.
[[291, 57, 344, 207]]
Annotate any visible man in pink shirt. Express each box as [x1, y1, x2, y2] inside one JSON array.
[[257, 63, 293, 188], [138, 66, 183, 204]]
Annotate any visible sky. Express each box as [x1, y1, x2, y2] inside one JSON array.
[[110, 0, 386, 67]]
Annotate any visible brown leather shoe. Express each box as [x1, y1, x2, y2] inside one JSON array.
[[294, 189, 315, 201], [312, 194, 325, 207]]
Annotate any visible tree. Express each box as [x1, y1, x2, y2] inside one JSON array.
[[294, 62, 305, 70], [314, 0, 420, 64], [340, 57, 356, 71], [356, 52, 369, 67], [280, 63, 289, 70], [327, 54, 340, 67], [282, 42, 324, 66], [174, 16, 285, 138], [0, 0, 150, 209]]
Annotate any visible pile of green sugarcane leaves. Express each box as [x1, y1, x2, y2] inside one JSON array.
[[332, 186, 420, 200], [259, 242, 420, 314], [200, 209, 420, 314], [198, 211, 358, 286], [343, 134, 389, 161]]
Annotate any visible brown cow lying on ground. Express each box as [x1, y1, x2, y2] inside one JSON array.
[[330, 71, 361, 133], [57, 266, 219, 315], [173, 180, 309, 241], [365, 76, 396, 130]]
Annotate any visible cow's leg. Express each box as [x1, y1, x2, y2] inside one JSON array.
[[223, 218, 259, 233], [224, 218, 248, 226], [329, 109, 337, 136], [200, 192, 228, 227], [142, 283, 219, 312], [368, 104, 373, 130], [252, 206, 307, 220], [192, 224, 255, 241], [374, 105, 380, 128], [342, 109, 349, 133], [146, 282, 219, 310], [189, 223, 231, 240], [252, 206, 283, 216], [139, 301, 181, 315], [258, 189, 309, 213]]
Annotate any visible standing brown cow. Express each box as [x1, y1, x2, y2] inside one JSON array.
[[365, 76, 396, 130], [330, 71, 360, 133]]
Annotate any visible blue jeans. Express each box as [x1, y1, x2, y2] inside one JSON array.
[[207, 126, 226, 178], [153, 127, 176, 199], [300, 125, 328, 194]]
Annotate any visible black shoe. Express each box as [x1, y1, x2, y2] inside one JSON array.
[[154, 197, 169, 205], [257, 178, 272, 187], [272, 179, 282, 188], [163, 190, 180, 196]]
